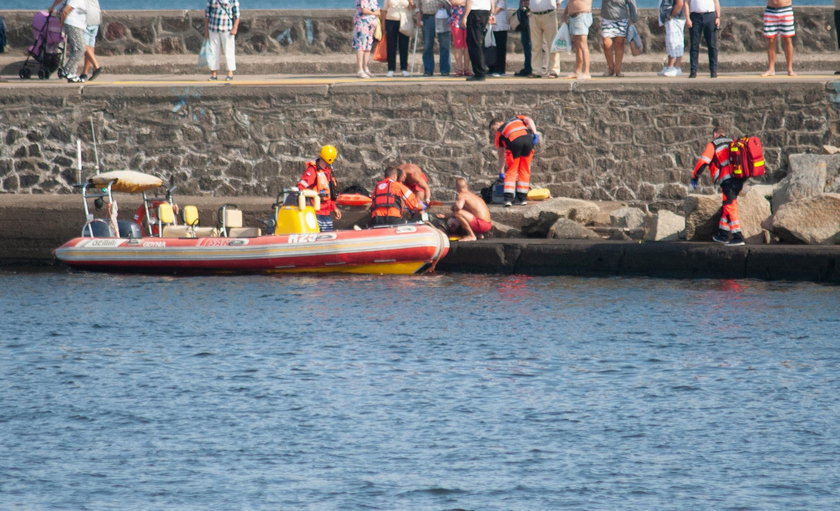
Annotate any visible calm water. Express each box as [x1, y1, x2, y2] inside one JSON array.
[[1, 270, 839, 510], [4, 0, 834, 10]]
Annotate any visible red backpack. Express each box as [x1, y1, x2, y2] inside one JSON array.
[[729, 136, 766, 179]]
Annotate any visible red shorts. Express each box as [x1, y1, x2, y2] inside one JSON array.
[[410, 183, 424, 194], [470, 217, 492, 234]]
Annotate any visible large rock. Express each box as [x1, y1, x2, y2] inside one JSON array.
[[684, 186, 771, 243], [491, 198, 601, 238], [738, 187, 773, 244], [547, 218, 602, 240], [773, 159, 827, 209], [770, 193, 840, 244], [609, 207, 647, 230], [643, 210, 685, 241], [684, 193, 720, 241]]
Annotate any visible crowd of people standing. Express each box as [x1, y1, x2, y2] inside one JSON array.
[[352, 0, 800, 80]]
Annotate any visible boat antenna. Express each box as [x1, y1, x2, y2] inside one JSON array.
[[89, 118, 101, 172], [76, 139, 82, 184]]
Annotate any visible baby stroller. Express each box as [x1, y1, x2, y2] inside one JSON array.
[[19, 11, 65, 79]]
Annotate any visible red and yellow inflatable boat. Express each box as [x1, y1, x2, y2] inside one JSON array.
[[55, 171, 449, 275]]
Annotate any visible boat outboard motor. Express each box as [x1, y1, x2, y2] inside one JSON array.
[[117, 220, 143, 239], [81, 219, 114, 238]]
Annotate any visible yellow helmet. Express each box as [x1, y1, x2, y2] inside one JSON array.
[[319, 145, 338, 165]]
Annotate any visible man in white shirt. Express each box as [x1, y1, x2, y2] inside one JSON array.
[[528, 0, 560, 77], [461, 0, 496, 81]]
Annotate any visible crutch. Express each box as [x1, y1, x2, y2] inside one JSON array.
[[410, 25, 419, 75]]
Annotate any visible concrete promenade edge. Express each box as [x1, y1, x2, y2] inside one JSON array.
[[437, 239, 840, 283]]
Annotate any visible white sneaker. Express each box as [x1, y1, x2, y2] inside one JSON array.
[[671, 67, 683, 76], [490, 73, 501, 77], [386, 71, 394, 78], [401, 70, 410, 77], [657, 66, 669, 76], [663, 67, 682, 77]]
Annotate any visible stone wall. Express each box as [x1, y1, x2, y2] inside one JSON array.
[[0, 7, 836, 56], [1, 81, 837, 211]]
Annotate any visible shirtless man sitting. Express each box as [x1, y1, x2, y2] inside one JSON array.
[[396, 163, 432, 203], [561, 0, 593, 80], [446, 177, 492, 241]]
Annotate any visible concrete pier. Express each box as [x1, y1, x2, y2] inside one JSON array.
[[437, 239, 840, 283]]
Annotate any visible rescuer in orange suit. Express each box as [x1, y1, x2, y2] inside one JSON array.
[[297, 144, 342, 232], [369, 166, 426, 227], [691, 126, 745, 246], [489, 114, 540, 207]]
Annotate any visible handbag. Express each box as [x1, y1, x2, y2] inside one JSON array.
[[372, 31, 388, 62], [373, 16, 382, 40], [509, 10, 521, 32], [197, 39, 211, 69], [399, 11, 414, 36]]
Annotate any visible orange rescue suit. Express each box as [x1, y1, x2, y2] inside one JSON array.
[[495, 115, 534, 198], [297, 160, 336, 216], [693, 136, 742, 234], [370, 178, 423, 219]]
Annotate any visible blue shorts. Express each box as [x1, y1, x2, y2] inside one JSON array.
[[568, 12, 593, 36], [316, 214, 334, 232], [85, 25, 99, 47]]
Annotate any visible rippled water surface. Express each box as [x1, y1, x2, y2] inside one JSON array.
[[1, 271, 839, 510]]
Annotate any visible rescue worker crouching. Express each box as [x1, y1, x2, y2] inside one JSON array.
[[691, 126, 745, 246], [369, 166, 426, 227], [297, 144, 342, 232], [489, 115, 540, 207]]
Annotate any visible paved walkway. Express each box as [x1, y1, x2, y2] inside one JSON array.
[[1, 52, 838, 87], [0, 69, 837, 89]]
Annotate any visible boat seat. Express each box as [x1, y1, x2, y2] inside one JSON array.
[[180, 204, 218, 237], [219, 205, 243, 237], [162, 225, 219, 238], [228, 227, 262, 238], [157, 202, 177, 236]]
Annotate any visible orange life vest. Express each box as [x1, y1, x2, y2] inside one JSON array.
[[298, 160, 335, 215], [371, 178, 420, 218]]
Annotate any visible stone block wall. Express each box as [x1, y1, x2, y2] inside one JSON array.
[[0, 81, 837, 211], [0, 7, 836, 56]]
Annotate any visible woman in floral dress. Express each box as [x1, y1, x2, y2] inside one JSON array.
[[353, 0, 381, 78], [449, 0, 469, 76]]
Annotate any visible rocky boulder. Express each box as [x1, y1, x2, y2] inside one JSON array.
[[609, 207, 647, 230], [491, 198, 600, 238], [683, 194, 720, 241], [643, 210, 685, 241], [770, 193, 840, 244], [547, 218, 602, 240], [773, 159, 827, 209], [684, 186, 771, 244]]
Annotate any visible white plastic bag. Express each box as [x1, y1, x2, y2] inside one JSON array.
[[550, 23, 571, 53], [197, 39, 211, 69], [484, 25, 496, 47]]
